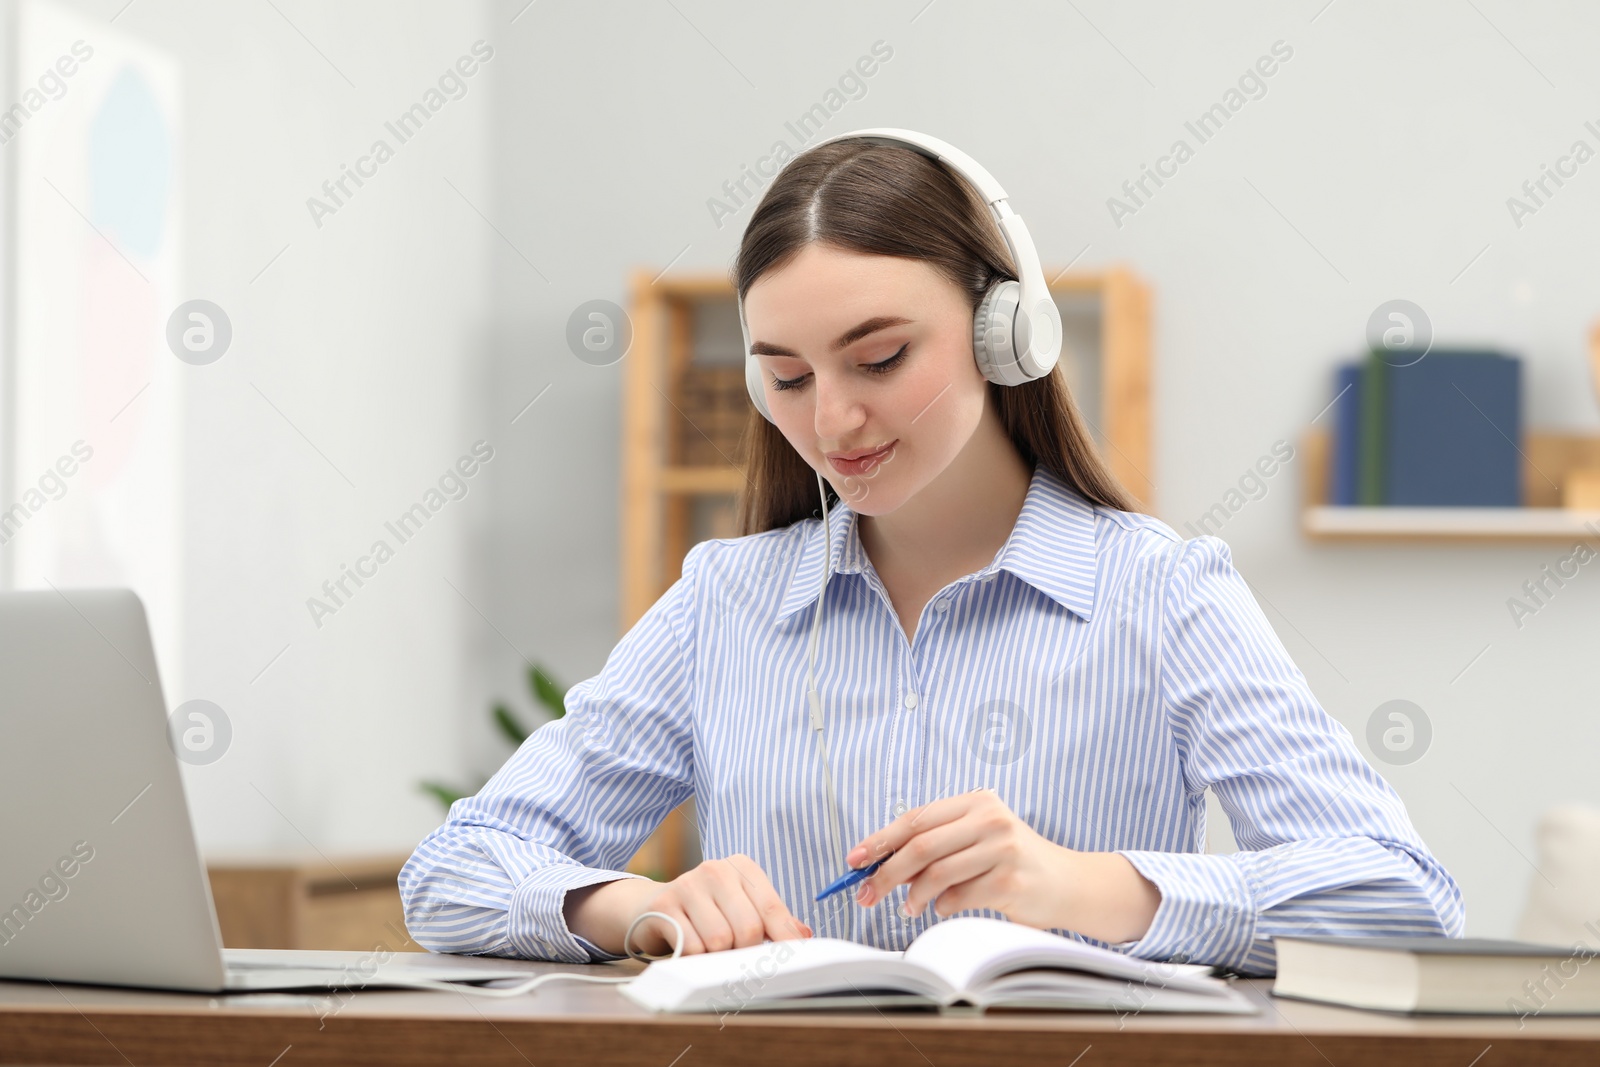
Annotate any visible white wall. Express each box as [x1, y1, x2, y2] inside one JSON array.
[[33, 0, 1598, 939], [44, 0, 498, 853]]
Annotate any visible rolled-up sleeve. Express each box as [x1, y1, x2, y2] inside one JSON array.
[[1113, 535, 1465, 975], [398, 544, 702, 963]]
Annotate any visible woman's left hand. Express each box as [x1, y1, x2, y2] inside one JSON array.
[[846, 787, 1161, 943]]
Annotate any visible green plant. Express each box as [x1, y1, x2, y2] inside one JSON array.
[[418, 664, 566, 811]]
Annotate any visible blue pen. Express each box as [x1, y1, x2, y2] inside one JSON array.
[[814, 851, 896, 902]]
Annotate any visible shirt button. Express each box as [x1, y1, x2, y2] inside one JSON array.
[[892, 799, 907, 816], [935, 599, 950, 613], [981, 572, 996, 583], [903, 692, 918, 709]]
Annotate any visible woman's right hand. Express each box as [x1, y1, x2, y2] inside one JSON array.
[[565, 854, 812, 957]]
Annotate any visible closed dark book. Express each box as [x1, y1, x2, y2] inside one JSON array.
[[1357, 351, 1388, 505], [1274, 934, 1600, 1015], [1330, 363, 1363, 506], [1383, 350, 1521, 506]]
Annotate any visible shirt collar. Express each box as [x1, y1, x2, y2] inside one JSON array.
[[775, 464, 1100, 621]]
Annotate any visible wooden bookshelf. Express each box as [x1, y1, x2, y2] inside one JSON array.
[[621, 266, 1154, 625], [618, 265, 1154, 878]]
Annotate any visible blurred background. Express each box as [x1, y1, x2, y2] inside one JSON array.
[[3, 0, 1598, 950]]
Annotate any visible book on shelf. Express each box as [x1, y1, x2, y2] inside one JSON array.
[[1273, 933, 1600, 1015], [1358, 350, 1388, 505], [621, 915, 1258, 1015], [1385, 349, 1520, 506], [1332, 348, 1523, 507], [1330, 362, 1363, 506]]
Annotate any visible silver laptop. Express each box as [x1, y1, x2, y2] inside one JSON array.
[[0, 588, 544, 993]]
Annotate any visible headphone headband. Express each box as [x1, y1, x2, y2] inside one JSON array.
[[739, 128, 1061, 421]]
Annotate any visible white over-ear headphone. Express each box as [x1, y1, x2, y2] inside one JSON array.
[[738, 127, 1062, 422]]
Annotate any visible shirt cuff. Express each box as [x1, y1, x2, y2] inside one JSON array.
[[572, 933, 625, 962], [505, 865, 648, 963], [1113, 850, 1258, 971]]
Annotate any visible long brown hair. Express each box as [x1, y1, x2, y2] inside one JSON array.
[[732, 137, 1137, 535]]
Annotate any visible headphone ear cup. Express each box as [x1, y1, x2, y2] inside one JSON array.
[[741, 297, 775, 422], [744, 346, 774, 422], [971, 279, 1023, 386]]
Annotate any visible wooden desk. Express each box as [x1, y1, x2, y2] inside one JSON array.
[[3, 962, 1599, 1067]]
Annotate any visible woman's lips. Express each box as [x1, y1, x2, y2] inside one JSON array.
[[828, 441, 896, 477]]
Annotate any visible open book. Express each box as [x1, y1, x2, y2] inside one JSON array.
[[621, 916, 1258, 1014]]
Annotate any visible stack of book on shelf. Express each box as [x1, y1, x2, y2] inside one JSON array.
[[1327, 349, 1523, 507]]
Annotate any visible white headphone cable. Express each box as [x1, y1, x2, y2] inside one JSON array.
[[385, 910, 686, 998], [806, 471, 850, 938]]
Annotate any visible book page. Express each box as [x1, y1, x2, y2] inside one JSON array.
[[976, 969, 1259, 1014], [901, 917, 1220, 997], [624, 936, 957, 1012]]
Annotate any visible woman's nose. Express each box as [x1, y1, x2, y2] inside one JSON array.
[[812, 374, 865, 441]]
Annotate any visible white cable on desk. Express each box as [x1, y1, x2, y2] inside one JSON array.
[[389, 910, 684, 998]]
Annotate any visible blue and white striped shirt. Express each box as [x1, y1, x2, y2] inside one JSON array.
[[400, 464, 1464, 975]]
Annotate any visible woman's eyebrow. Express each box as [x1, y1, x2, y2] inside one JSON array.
[[749, 315, 913, 358]]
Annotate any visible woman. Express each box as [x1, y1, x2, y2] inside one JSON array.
[[400, 132, 1463, 975]]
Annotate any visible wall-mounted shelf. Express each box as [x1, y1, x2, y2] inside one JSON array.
[[1304, 505, 1600, 541], [1301, 427, 1600, 543]]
